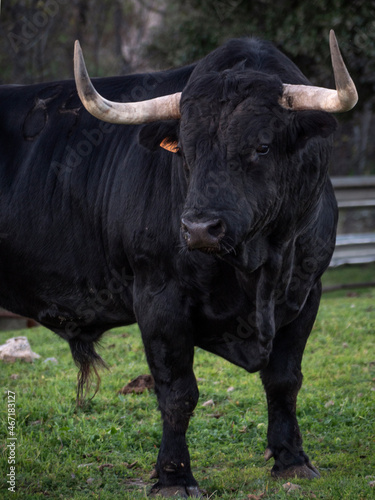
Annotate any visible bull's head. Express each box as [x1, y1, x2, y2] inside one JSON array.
[[74, 31, 357, 264]]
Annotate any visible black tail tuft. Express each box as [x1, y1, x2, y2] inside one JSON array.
[[69, 338, 107, 406]]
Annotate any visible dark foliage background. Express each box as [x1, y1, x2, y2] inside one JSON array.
[[1, 0, 374, 174]]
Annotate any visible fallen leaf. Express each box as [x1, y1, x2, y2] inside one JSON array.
[[325, 400, 334, 408], [247, 493, 266, 499], [202, 399, 214, 407], [127, 461, 138, 469], [98, 463, 114, 471], [118, 374, 154, 394]]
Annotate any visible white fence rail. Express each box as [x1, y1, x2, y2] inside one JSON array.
[[331, 176, 375, 266]]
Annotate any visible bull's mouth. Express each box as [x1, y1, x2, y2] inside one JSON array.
[[183, 237, 258, 273], [193, 245, 221, 255], [185, 239, 237, 257]]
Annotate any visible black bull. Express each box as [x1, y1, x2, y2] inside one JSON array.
[[0, 36, 352, 497]]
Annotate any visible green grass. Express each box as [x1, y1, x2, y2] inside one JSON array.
[[1, 265, 375, 499], [322, 262, 375, 296]]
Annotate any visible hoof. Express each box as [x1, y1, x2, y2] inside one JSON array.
[[272, 462, 320, 480], [149, 485, 203, 498]]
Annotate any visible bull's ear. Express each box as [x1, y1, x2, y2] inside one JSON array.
[[293, 111, 337, 149], [138, 120, 179, 152]]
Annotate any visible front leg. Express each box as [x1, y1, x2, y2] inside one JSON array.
[[260, 284, 321, 479], [134, 280, 202, 498]]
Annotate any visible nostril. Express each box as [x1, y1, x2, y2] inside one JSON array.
[[180, 217, 226, 251], [207, 219, 225, 239], [181, 219, 190, 237], [181, 219, 188, 229]]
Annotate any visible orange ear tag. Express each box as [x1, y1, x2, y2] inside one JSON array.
[[160, 138, 179, 153]]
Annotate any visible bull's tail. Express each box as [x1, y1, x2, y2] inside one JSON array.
[[69, 338, 107, 405]]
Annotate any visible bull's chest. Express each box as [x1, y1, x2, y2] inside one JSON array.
[[189, 269, 308, 373]]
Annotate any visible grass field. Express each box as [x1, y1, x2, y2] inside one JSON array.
[[1, 264, 374, 499]]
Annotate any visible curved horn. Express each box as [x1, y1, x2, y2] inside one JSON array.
[[74, 40, 181, 124], [280, 30, 358, 113]]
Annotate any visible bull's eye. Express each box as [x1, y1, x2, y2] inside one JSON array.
[[256, 144, 269, 155]]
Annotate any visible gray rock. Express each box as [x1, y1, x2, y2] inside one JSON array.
[[0, 336, 40, 363]]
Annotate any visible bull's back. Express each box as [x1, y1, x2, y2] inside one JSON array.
[[0, 66, 194, 329]]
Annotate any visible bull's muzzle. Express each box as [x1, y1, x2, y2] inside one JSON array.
[[181, 218, 226, 253]]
